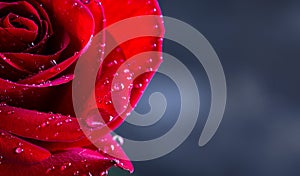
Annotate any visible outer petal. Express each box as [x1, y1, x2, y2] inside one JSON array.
[[0, 104, 84, 142], [84, 0, 105, 34], [0, 130, 51, 164], [93, 0, 164, 130], [0, 148, 116, 176], [0, 75, 73, 112], [32, 134, 134, 173]]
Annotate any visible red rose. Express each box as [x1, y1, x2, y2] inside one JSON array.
[[0, 0, 164, 175]]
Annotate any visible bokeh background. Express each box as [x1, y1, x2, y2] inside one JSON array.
[[110, 0, 300, 175]]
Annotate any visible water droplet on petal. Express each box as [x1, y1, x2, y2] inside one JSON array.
[[100, 171, 108, 176], [109, 116, 114, 121], [113, 135, 124, 146], [46, 166, 55, 174], [112, 83, 124, 91], [73, 171, 80, 175], [15, 147, 24, 154], [50, 60, 57, 65], [80, 0, 90, 4], [60, 162, 71, 171], [85, 110, 104, 128], [123, 69, 130, 73], [56, 122, 63, 126], [135, 83, 143, 89], [7, 111, 14, 115], [41, 121, 50, 127]]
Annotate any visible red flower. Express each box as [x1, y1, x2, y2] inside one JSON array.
[[0, 0, 164, 175]]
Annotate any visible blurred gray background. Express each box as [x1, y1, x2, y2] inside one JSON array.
[[111, 0, 300, 175]]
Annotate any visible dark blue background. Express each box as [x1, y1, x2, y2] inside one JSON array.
[[111, 0, 300, 175]]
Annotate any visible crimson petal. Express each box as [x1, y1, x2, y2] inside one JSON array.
[[93, 0, 164, 130], [0, 148, 116, 176], [31, 134, 134, 173], [84, 0, 105, 34], [0, 130, 51, 164], [0, 27, 28, 52], [0, 103, 84, 142], [5, 31, 70, 73], [0, 74, 73, 111]]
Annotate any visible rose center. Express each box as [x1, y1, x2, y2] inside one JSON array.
[[0, 1, 42, 53]]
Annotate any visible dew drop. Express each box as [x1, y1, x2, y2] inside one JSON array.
[[112, 83, 124, 91], [7, 111, 14, 115], [105, 100, 112, 105], [60, 162, 71, 171], [60, 165, 66, 171], [100, 171, 108, 176], [73, 171, 80, 175], [56, 122, 63, 126], [123, 69, 130, 73], [80, 0, 90, 4], [103, 79, 110, 85], [50, 60, 57, 65], [15, 147, 24, 154], [46, 166, 55, 174], [41, 121, 50, 127], [65, 119, 72, 123], [109, 116, 114, 121], [135, 83, 143, 89], [147, 67, 153, 72], [85, 111, 104, 128], [110, 144, 115, 151], [28, 42, 35, 47], [113, 135, 124, 146], [54, 132, 59, 137]]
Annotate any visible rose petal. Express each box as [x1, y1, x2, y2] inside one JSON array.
[[38, 0, 95, 51], [84, 0, 105, 34], [0, 27, 28, 52], [5, 31, 70, 73], [23, 20, 50, 54], [0, 76, 74, 116], [0, 53, 31, 81], [0, 148, 116, 175], [22, 0, 54, 54], [92, 0, 164, 130], [17, 51, 80, 84], [0, 129, 51, 164], [31, 134, 134, 173], [86, 133, 134, 173], [0, 103, 84, 142], [0, 1, 41, 23], [101, 0, 163, 26]]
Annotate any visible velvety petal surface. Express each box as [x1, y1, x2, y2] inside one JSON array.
[[93, 0, 164, 130]]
